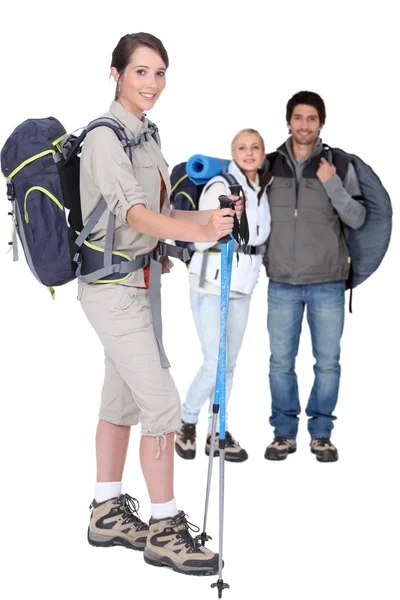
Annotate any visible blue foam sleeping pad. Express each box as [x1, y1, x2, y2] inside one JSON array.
[[186, 154, 231, 185]]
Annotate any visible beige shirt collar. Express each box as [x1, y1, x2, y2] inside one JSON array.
[[109, 100, 149, 139]]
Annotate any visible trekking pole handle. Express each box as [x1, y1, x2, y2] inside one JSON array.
[[228, 182, 246, 214], [228, 183, 243, 197], [218, 194, 235, 210], [218, 194, 235, 243]]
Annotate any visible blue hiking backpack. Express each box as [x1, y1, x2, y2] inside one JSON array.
[[1, 116, 161, 295], [323, 147, 392, 289], [169, 155, 248, 261], [170, 154, 231, 210]]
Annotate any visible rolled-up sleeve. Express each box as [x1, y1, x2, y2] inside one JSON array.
[[82, 127, 148, 223]]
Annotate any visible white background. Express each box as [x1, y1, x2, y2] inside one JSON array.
[[0, 1, 399, 599]]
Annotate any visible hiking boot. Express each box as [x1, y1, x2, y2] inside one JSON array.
[[205, 431, 248, 462], [175, 421, 196, 460], [264, 436, 297, 461], [144, 510, 219, 576], [310, 438, 338, 462], [88, 493, 149, 550]]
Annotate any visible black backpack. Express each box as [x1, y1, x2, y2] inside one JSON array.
[[169, 162, 246, 261]]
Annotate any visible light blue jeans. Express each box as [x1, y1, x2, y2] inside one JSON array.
[[182, 289, 251, 433]]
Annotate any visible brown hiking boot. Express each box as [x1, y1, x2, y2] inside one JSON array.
[[310, 438, 338, 462], [175, 421, 197, 460], [88, 493, 149, 550], [264, 436, 297, 461], [205, 431, 248, 462], [144, 511, 219, 576]]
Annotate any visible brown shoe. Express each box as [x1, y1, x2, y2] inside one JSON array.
[[144, 511, 218, 576], [88, 494, 149, 550], [175, 421, 197, 460], [264, 436, 297, 461], [310, 438, 338, 462], [205, 431, 248, 462]]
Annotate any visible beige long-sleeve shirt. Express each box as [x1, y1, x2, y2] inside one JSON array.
[[79, 100, 171, 287]]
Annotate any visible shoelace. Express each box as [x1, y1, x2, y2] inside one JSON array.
[[181, 423, 196, 444], [225, 432, 239, 448], [314, 438, 332, 448], [117, 494, 148, 530], [208, 432, 238, 447], [274, 436, 292, 445], [170, 512, 202, 553]]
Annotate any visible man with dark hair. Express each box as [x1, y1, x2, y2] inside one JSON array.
[[263, 91, 366, 463]]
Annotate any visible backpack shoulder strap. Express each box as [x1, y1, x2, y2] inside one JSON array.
[[201, 174, 229, 197], [146, 118, 161, 147], [220, 173, 244, 199], [69, 119, 132, 254], [220, 172, 238, 187], [65, 117, 131, 163], [323, 145, 351, 182], [264, 151, 278, 172], [201, 172, 238, 194], [65, 116, 161, 164]]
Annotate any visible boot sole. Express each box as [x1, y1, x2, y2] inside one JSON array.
[[87, 528, 146, 551], [143, 548, 219, 576], [175, 443, 196, 460], [311, 448, 338, 462], [264, 446, 297, 461]]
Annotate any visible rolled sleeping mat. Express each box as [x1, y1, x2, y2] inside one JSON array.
[[186, 154, 231, 185]]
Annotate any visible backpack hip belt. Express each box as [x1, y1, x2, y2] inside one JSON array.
[[214, 243, 266, 255], [197, 242, 265, 288]]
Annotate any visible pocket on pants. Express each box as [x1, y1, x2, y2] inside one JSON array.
[[112, 287, 152, 334], [80, 284, 153, 337], [114, 286, 137, 309]]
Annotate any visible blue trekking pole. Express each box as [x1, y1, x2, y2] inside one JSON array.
[[197, 183, 248, 598], [211, 212, 234, 598]]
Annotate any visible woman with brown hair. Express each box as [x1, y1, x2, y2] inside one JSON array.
[[78, 32, 242, 576]]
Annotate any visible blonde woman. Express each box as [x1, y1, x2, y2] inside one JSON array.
[[175, 129, 271, 462]]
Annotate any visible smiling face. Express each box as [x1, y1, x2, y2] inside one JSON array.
[[288, 104, 322, 147], [111, 45, 167, 119], [231, 131, 265, 180]]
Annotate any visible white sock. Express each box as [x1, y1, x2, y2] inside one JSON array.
[[95, 481, 122, 503], [151, 498, 178, 519]]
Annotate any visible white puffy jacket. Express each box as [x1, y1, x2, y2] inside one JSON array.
[[189, 160, 271, 295]]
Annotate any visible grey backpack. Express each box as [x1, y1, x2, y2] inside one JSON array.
[[327, 147, 392, 289]]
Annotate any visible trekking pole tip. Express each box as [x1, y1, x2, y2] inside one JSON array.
[[195, 531, 212, 546], [211, 579, 230, 598]]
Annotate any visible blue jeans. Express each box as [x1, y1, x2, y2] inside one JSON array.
[[182, 289, 251, 433], [267, 280, 345, 439]]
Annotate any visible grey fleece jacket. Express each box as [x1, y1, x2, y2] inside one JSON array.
[[286, 138, 366, 230], [263, 137, 367, 285]]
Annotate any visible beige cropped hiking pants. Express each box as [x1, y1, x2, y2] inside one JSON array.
[[78, 283, 181, 437]]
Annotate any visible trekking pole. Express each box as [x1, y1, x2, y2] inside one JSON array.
[[210, 210, 234, 599], [197, 186, 247, 597], [197, 185, 241, 546], [198, 195, 236, 550]]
